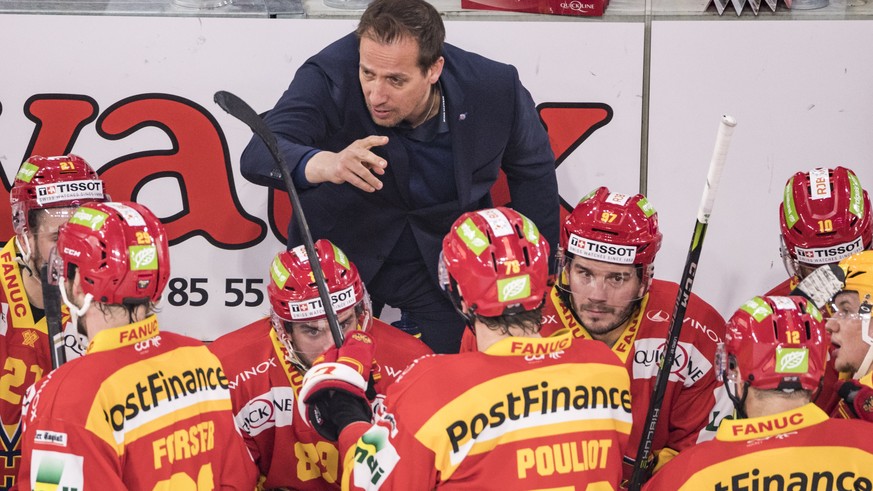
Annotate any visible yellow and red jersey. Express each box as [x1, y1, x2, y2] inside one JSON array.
[[763, 276, 799, 297], [0, 239, 84, 490], [832, 371, 873, 420], [460, 279, 730, 476], [208, 317, 431, 489], [16, 315, 257, 490], [339, 329, 632, 490], [644, 403, 873, 490]]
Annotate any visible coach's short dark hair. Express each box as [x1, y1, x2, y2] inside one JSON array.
[[356, 0, 445, 72]]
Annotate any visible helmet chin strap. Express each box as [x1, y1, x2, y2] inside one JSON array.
[[854, 319, 873, 380], [854, 295, 873, 380], [271, 313, 313, 374], [779, 235, 799, 278], [58, 277, 93, 330], [723, 372, 750, 419], [14, 235, 34, 275]]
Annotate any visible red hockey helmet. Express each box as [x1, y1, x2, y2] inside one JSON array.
[[439, 207, 550, 317], [54, 202, 169, 305], [268, 239, 371, 329], [724, 295, 829, 392], [561, 187, 662, 268], [779, 167, 871, 274], [11, 155, 107, 238]]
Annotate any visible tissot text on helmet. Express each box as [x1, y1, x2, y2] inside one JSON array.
[[567, 234, 637, 264], [35, 181, 104, 206], [795, 237, 864, 264], [288, 285, 357, 320]]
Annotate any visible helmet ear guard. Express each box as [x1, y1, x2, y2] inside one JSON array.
[[439, 257, 476, 329], [716, 344, 749, 418]]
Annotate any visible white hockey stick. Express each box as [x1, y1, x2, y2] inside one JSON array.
[[628, 115, 737, 490]]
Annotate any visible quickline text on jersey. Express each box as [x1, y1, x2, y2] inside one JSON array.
[[446, 381, 631, 453], [104, 367, 229, 431]]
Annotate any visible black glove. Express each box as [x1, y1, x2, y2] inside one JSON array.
[[307, 389, 372, 441], [298, 331, 378, 440], [838, 380, 873, 422]]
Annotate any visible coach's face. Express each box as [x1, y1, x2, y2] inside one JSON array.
[[359, 34, 443, 128]]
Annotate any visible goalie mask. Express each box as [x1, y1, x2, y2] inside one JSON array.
[[439, 207, 550, 320], [50, 202, 170, 324], [779, 166, 871, 279], [268, 240, 372, 371], [10, 155, 107, 267], [718, 295, 828, 418]]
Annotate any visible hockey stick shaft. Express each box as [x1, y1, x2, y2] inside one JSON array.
[[41, 265, 66, 369], [628, 115, 736, 490], [214, 90, 344, 348]]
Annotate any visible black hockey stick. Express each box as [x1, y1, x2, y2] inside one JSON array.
[[628, 115, 736, 491], [214, 90, 344, 348], [41, 264, 66, 369]]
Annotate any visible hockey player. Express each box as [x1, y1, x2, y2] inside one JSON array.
[[827, 250, 873, 421], [643, 295, 873, 490], [768, 167, 872, 414], [1, 155, 107, 488], [299, 207, 633, 489], [16, 201, 257, 489], [768, 166, 871, 295], [534, 187, 730, 478], [208, 239, 431, 489]]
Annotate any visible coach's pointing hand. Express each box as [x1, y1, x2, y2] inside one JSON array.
[[306, 135, 388, 192]]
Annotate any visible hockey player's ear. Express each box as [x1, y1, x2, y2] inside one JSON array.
[[70, 269, 86, 302], [636, 278, 649, 300]]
